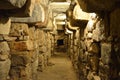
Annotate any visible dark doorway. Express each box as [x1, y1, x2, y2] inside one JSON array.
[[57, 39, 64, 46]]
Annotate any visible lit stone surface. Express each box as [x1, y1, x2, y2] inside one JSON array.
[[8, 40, 34, 51], [0, 54, 9, 61], [73, 4, 90, 20], [10, 23, 29, 37], [0, 42, 10, 51], [11, 2, 45, 23], [0, 17, 11, 35]]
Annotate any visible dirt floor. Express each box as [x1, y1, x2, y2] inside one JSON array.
[[38, 52, 79, 80]]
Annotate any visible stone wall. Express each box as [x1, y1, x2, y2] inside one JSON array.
[[67, 12, 120, 80], [67, 1, 120, 80], [0, 0, 52, 79], [0, 22, 53, 80], [0, 17, 11, 80]]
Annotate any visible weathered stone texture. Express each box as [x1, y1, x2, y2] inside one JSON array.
[[11, 52, 32, 66], [92, 19, 105, 41], [10, 64, 32, 80], [11, 2, 45, 23], [0, 17, 11, 35], [0, 0, 27, 9], [101, 43, 112, 65], [9, 40, 34, 51], [0, 42, 10, 51], [0, 0, 35, 17], [0, 59, 11, 80], [10, 23, 29, 37], [7, 22, 52, 79]]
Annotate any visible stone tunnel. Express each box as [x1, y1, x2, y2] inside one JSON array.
[[0, 0, 120, 80]]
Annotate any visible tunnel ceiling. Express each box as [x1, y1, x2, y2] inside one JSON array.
[[49, 0, 70, 30]]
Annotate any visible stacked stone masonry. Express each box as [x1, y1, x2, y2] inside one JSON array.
[[0, 0, 52, 80], [0, 22, 52, 80], [0, 0, 120, 80], [66, 0, 120, 80], [0, 17, 11, 80]]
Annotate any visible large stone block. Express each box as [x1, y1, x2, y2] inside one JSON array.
[[10, 50, 38, 65], [92, 19, 105, 42], [9, 23, 29, 37], [11, 53, 31, 66], [8, 40, 34, 51], [3, 35, 17, 41], [0, 53, 9, 61], [101, 43, 112, 65], [87, 71, 101, 80], [0, 17, 11, 35], [0, 0, 35, 17], [0, 42, 10, 61], [10, 64, 32, 80], [39, 46, 47, 53], [28, 27, 35, 40], [0, 0, 27, 9], [0, 42, 10, 52], [88, 42, 100, 55], [99, 63, 110, 80], [73, 4, 90, 20], [0, 59, 11, 80], [11, 2, 45, 23]]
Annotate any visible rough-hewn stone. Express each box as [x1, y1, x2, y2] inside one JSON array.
[[11, 54, 31, 66], [10, 64, 32, 80], [99, 64, 110, 80], [0, 42, 10, 51], [0, 54, 9, 61], [92, 19, 105, 42], [73, 4, 90, 20], [101, 43, 112, 65], [3, 35, 17, 41], [11, 2, 45, 23], [0, 0, 35, 17], [8, 40, 34, 51], [9, 23, 29, 37], [0, 17, 11, 35], [0, 0, 27, 9], [0, 59, 11, 80]]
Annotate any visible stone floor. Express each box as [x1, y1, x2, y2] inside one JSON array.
[[38, 52, 79, 80]]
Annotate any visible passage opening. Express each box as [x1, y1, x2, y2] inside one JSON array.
[[57, 39, 64, 46]]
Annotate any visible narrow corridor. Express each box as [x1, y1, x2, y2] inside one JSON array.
[[0, 0, 120, 80], [38, 52, 79, 80]]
